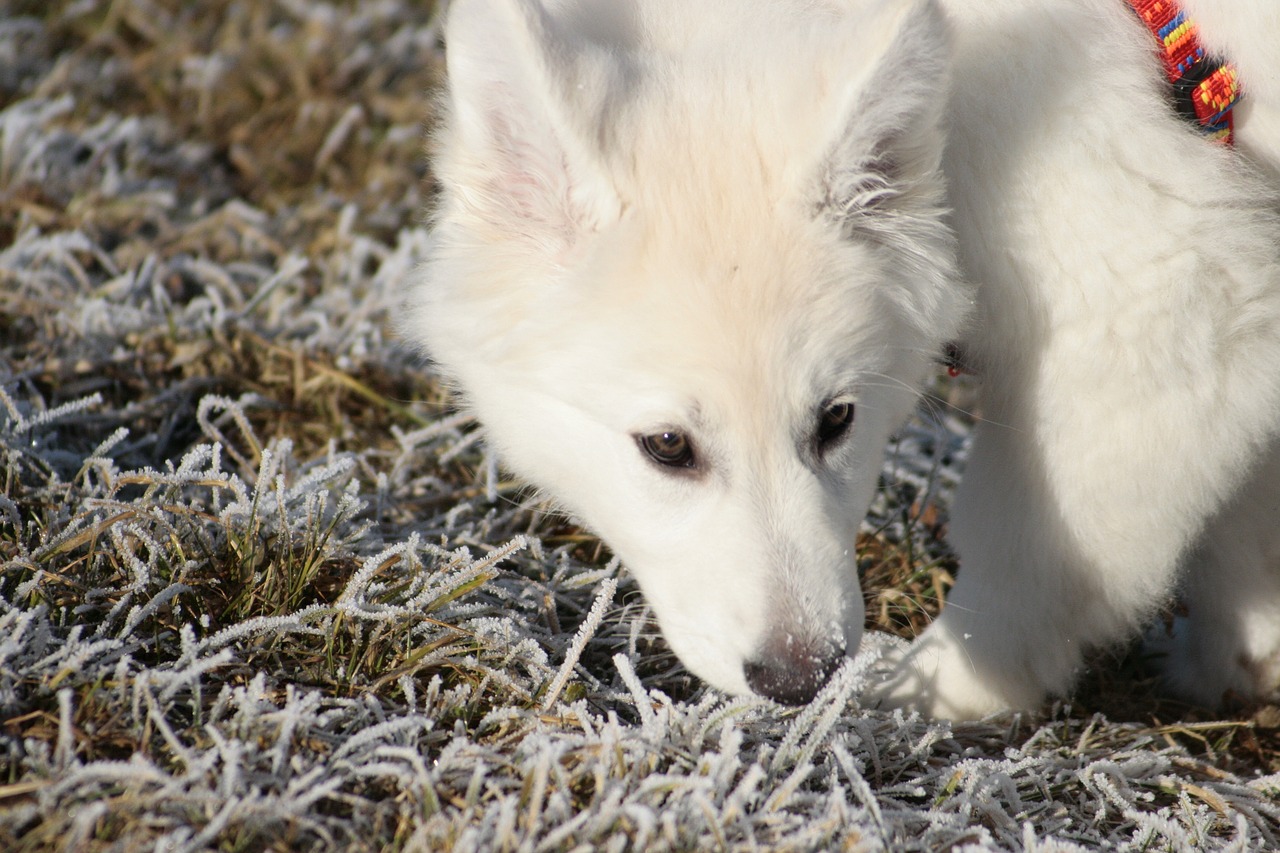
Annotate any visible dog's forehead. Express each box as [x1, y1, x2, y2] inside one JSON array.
[[562, 222, 893, 424]]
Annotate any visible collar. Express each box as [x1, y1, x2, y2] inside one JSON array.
[[1124, 0, 1241, 145]]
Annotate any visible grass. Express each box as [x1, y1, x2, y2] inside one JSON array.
[[2, 1, 1278, 849]]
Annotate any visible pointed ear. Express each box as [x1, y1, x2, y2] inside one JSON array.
[[809, 0, 951, 232], [438, 0, 622, 253]]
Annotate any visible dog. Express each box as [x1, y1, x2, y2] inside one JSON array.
[[404, 0, 1280, 719]]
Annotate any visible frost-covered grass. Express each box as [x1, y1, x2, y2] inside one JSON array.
[[2, 2, 1278, 849]]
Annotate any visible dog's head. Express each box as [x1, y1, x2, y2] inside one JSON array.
[[406, 0, 966, 703]]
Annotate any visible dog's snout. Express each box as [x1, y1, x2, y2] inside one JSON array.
[[744, 640, 846, 706]]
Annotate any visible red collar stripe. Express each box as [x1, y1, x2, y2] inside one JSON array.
[[1125, 0, 1240, 144]]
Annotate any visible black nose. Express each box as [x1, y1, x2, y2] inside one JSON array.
[[744, 641, 846, 706]]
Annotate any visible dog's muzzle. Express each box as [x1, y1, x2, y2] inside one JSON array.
[[744, 637, 847, 705]]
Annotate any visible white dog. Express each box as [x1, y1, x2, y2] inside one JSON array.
[[405, 0, 1280, 718]]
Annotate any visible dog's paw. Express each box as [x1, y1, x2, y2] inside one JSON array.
[[863, 622, 1019, 721], [1145, 615, 1280, 708]]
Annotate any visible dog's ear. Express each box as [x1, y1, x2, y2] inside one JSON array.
[[808, 0, 950, 230], [438, 0, 622, 255]]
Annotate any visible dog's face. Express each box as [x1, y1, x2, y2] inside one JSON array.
[[448, 207, 928, 700], [407, 0, 966, 703]]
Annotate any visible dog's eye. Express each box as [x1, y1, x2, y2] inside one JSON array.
[[638, 431, 696, 469], [816, 401, 855, 448]]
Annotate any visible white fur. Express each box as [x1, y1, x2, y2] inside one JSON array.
[[874, 0, 1280, 717], [405, 0, 1280, 716]]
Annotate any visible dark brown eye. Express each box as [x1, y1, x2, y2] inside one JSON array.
[[638, 431, 696, 469], [816, 401, 854, 448]]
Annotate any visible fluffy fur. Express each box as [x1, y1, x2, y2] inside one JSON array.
[[405, 0, 1280, 717]]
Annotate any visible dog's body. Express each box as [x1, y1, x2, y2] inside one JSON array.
[[406, 0, 1280, 718], [882, 0, 1280, 717]]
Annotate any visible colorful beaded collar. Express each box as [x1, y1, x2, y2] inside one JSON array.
[[1124, 0, 1242, 145]]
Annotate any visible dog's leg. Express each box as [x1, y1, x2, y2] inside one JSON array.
[[872, 408, 1162, 719], [875, 363, 1275, 718], [874, 236, 1280, 719], [870, 158, 1280, 720], [1155, 438, 1280, 707]]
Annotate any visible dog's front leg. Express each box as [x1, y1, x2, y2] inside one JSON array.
[[871, 412, 1131, 719], [875, 292, 1280, 720]]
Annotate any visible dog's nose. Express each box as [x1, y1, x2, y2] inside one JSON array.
[[743, 640, 846, 706]]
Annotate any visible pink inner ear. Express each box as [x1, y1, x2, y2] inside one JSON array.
[[470, 98, 580, 249]]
